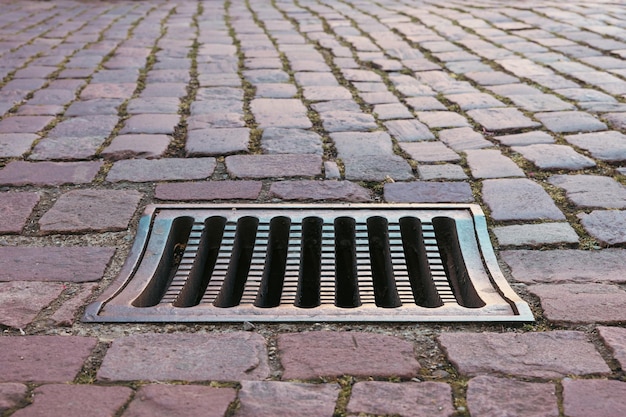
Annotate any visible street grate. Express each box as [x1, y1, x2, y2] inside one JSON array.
[[84, 204, 533, 322]]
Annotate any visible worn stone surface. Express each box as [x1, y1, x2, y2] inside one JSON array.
[[513, 144, 595, 170], [0, 192, 39, 233], [438, 127, 492, 150], [416, 111, 469, 128], [270, 180, 371, 202], [465, 149, 524, 178], [226, 154, 322, 178], [40, 189, 142, 233], [598, 326, 626, 369], [101, 134, 171, 160], [466, 108, 540, 131], [0, 246, 115, 282], [438, 331, 610, 378], [48, 283, 97, 327], [0, 133, 37, 157], [0, 336, 97, 382], [260, 128, 323, 155], [11, 384, 131, 417], [482, 179, 565, 221], [0, 383, 27, 414], [278, 331, 421, 380], [98, 332, 270, 381], [418, 164, 467, 180], [501, 249, 626, 284], [123, 385, 236, 417], [347, 382, 455, 417], [320, 110, 378, 132], [0, 116, 54, 133], [155, 181, 262, 201], [30, 136, 107, 160], [549, 175, 626, 208], [251, 99, 312, 129], [0, 161, 102, 186], [186, 128, 250, 156], [564, 131, 626, 161], [384, 119, 435, 141], [494, 223, 579, 246], [529, 283, 626, 324], [466, 376, 558, 417], [563, 379, 626, 417], [384, 181, 474, 203], [494, 131, 555, 146], [578, 210, 626, 245], [120, 114, 180, 135], [235, 382, 339, 417], [107, 158, 216, 182], [534, 111, 607, 133], [400, 141, 460, 162], [0, 281, 64, 328]]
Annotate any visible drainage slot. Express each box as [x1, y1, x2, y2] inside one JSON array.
[[133, 216, 195, 307], [213, 216, 259, 308], [432, 216, 485, 308], [367, 216, 402, 308], [295, 216, 322, 308], [255, 216, 291, 308], [399, 217, 443, 308], [173, 216, 227, 308], [334, 217, 361, 308]]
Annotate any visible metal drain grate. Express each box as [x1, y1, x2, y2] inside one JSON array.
[[84, 204, 533, 322]]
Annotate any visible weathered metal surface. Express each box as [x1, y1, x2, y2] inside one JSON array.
[[84, 204, 533, 322]]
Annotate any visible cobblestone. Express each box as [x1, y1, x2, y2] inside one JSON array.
[[0, 336, 97, 382], [598, 326, 626, 369], [563, 380, 626, 417], [482, 179, 565, 221], [501, 249, 626, 284], [235, 382, 339, 417], [11, 385, 131, 417], [98, 333, 270, 382], [529, 283, 626, 324], [0, 161, 102, 186], [493, 223, 579, 246], [347, 382, 455, 417], [512, 144, 596, 170], [107, 158, 216, 182], [578, 210, 626, 245], [278, 331, 421, 380], [124, 385, 236, 417], [466, 376, 558, 417], [438, 331, 610, 378], [549, 175, 626, 208]]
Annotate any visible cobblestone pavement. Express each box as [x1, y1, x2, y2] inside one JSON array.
[[1, 0, 626, 415]]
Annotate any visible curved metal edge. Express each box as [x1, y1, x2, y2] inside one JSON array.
[[469, 205, 535, 322], [83, 206, 158, 322]]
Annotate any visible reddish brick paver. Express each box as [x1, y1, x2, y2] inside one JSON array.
[[438, 331, 610, 378], [562, 380, 626, 417], [98, 333, 270, 382], [466, 376, 559, 417], [278, 331, 421, 380], [39, 190, 142, 234], [347, 382, 455, 417], [235, 382, 339, 417], [0, 161, 102, 186], [123, 385, 236, 417], [11, 385, 131, 417], [0, 336, 97, 383], [0, 383, 27, 414], [529, 284, 626, 324]]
